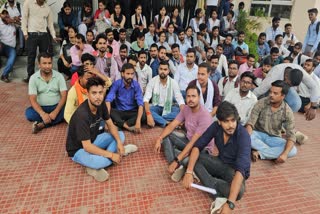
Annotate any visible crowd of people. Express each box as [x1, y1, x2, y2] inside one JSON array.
[[1, 0, 320, 213]]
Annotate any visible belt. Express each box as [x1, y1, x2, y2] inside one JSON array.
[[28, 32, 48, 36]]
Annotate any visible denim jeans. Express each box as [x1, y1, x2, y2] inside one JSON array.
[[251, 130, 297, 160], [285, 87, 302, 112], [194, 152, 245, 200], [150, 105, 180, 127], [72, 131, 125, 169], [162, 131, 189, 164], [25, 104, 65, 127], [0, 44, 16, 77]]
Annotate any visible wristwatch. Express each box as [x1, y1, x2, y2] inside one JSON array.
[[174, 157, 181, 165], [226, 200, 235, 210]]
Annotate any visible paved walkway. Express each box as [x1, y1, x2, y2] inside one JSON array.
[[0, 78, 320, 213]]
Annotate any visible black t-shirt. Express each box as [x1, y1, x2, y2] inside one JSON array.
[[66, 100, 110, 157]]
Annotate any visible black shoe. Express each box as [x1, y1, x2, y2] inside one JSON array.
[[17, 48, 24, 56], [1, 75, 10, 83], [23, 77, 29, 83]]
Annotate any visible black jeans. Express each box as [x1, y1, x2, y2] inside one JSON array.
[[110, 108, 146, 128], [27, 33, 50, 77], [194, 153, 246, 200], [162, 132, 189, 164], [183, 0, 197, 28]]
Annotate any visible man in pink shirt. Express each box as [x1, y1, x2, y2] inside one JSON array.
[[154, 85, 213, 182], [238, 54, 255, 76], [105, 28, 120, 58], [70, 34, 94, 73]]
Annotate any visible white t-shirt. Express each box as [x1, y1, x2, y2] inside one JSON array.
[[207, 0, 218, 6]]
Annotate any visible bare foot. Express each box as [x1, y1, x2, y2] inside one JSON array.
[[251, 150, 260, 162]]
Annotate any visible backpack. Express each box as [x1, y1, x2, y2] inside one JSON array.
[[222, 76, 239, 88], [288, 52, 302, 66], [4, 2, 21, 15]]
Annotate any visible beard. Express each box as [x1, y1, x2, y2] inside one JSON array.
[[159, 73, 167, 79], [124, 78, 133, 84]]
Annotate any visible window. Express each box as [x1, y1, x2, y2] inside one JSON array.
[[250, 0, 293, 19]]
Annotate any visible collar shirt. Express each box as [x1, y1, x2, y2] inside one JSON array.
[[136, 63, 153, 92], [218, 75, 239, 98], [265, 26, 282, 41], [0, 19, 16, 47], [176, 39, 191, 56], [0, 1, 21, 17], [174, 63, 198, 91]]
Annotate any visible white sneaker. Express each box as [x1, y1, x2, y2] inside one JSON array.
[[210, 197, 228, 214], [124, 144, 138, 156], [85, 167, 109, 182], [171, 165, 186, 182]]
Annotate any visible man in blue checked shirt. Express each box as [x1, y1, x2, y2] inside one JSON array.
[[105, 63, 146, 133]]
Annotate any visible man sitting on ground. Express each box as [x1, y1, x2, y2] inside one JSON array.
[[247, 80, 297, 163], [154, 85, 212, 182], [105, 63, 145, 133], [188, 63, 221, 117], [218, 60, 239, 99], [25, 52, 67, 134], [209, 55, 222, 84], [66, 76, 137, 182], [182, 101, 251, 213], [136, 50, 152, 93], [144, 61, 185, 127], [224, 71, 257, 125]]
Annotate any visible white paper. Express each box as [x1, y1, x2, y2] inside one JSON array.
[[191, 183, 217, 195]]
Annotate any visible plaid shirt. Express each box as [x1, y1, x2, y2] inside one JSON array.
[[246, 97, 296, 142]]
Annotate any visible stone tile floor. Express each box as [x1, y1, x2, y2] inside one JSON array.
[[0, 81, 319, 214]]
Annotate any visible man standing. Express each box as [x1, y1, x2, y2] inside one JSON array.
[[183, 101, 251, 212], [66, 76, 137, 182], [182, 0, 197, 28], [225, 71, 257, 125], [105, 63, 145, 133], [154, 85, 212, 182], [144, 61, 185, 127], [247, 80, 297, 163], [25, 53, 67, 134], [175, 48, 198, 98], [22, 0, 58, 83], [265, 16, 282, 42], [188, 63, 221, 117], [0, 9, 16, 83], [303, 8, 320, 57]]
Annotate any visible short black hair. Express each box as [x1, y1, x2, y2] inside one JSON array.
[[210, 54, 220, 61], [225, 33, 233, 40], [171, 43, 180, 50], [186, 85, 200, 96], [86, 76, 105, 91], [238, 31, 245, 37], [283, 56, 293, 63], [308, 8, 318, 14], [228, 60, 238, 68], [212, 26, 220, 32], [216, 44, 224, 49], [240, 71, 256, 82], [186, 48, 196, 56], [258, 32, 266, 38], [95, 33, 107, 43], [120, 43, 128, 50], [284, 23, 292, 28], [68, 26, 78, 34], [271, 80, 290, 95], [228, 10, 234, 17], [37, 52, 52, 63], [314, 50, 320, 58], [198, 62, 210, 73], [262, 57, 272, 66], [216, 101, 240, 122], [294, 42, 303, 49], [272, 17, 281, 23], [138, 50, 147, 57], [199, 23, 207, 31], [77, 66, 86, 77], [159, 60, 169, 68], [81, 53, 95, 64], [289, 68, 303, 86], [127, 54, 138, 63], [247, 54, 255, 60], [195, 8, 202, 17], [105, 28, 113, 35], [239, 2, 245, 7], [119, 28, 126, 34], [76, 34, 86, 43], [158, 45, 167, 52], [86, 29, 93, 35], [150, 43, 158, 50], [121, 63, 135, 73], [305, 58, 317, 67], [275, 34, 283, 41], [137, 32, 145, 39], [270, 47, 280, 54]]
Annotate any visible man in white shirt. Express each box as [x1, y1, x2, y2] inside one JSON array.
[[176, 30, 192, 56], [265, 16, 282, 42], [273, 34, 290, 56], [216, 44, 229, 76], [225, 71, 258, 125], [218, 60, 239, 98], [169, 43, 186, 76], [0, 9, 16, 82], [284, 42, 310, 66], [136, 50, 152, 93], [144, 61, 185, 127], [298, 59, 320, 113], [174, 48, 198, 98], [282, 23, 298, 50]]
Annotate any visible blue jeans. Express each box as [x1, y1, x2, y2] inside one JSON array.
[[72, 131, 125, 169], [251, 130, 297, 160], [285, 87, 302, 112], [150, 105, 180, 127], [25, 104, 65, 127], [0, 44, 16, 77]]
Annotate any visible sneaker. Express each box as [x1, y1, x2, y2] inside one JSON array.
[[171, 165, 186, 182], [172, 130, 186, 138], [32, 122, 44, 134], [210, 197, 228, 214], [1, 75, 10, 83], [295, 131, 308, 145], [124, 144, 138, 156], [85, 167, 109, 182]]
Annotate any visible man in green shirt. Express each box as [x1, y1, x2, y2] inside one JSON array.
[[25, 52, 67, 134]]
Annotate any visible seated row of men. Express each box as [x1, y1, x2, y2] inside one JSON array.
[[24, 50, 319, 212]]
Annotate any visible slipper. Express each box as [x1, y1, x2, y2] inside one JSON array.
[[210, 197, 228, 214], [124, 144, 138, 156]]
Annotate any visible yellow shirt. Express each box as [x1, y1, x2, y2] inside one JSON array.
[[64, 86, 88, 124]]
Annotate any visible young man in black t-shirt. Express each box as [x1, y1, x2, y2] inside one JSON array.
[[66, 76, 137, 182]]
